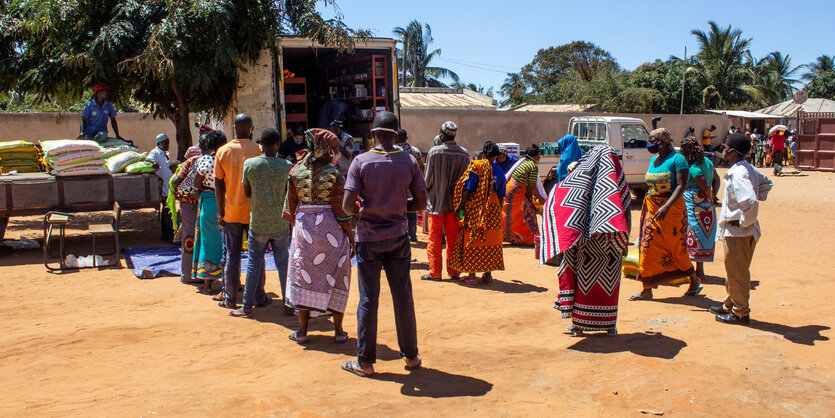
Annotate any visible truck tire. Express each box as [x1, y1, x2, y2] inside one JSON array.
[[0, 217, 7, 241]]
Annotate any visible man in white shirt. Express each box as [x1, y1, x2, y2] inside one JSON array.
[[147, 133, 175, 240], [711, 133, 773, 325]]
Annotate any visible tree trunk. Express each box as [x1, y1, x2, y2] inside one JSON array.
[[170, 79, 192, 161]]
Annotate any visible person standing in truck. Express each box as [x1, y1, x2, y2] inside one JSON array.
[[329, 120, 354, 174], [279, 126, 310, 164], [79, 83, 124, 141]]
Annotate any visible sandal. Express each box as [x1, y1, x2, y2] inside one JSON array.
[[684, 285, 704, 298], [341, 359, 373, 377], [212, 293, 225, 301], [420, 274, 441, 281], [229, 307, 253, 318], [289, 330, 309, 344], [218, 300, 237, 309], [629, 293, 652, 301], [404, 355, 422, 370], [462, 277, 479, 286], [334, 332, 349, 344]]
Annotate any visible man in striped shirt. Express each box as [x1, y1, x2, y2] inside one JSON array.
[[422, 121, 470, 280]]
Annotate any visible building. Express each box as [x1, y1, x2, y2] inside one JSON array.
[[508, 103, 593, 112]]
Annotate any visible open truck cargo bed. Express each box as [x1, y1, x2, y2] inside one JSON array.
[[0, 173, 161, 239]]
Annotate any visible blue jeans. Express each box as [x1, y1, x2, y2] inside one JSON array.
[[222, 222, 246, 303], [242, 229, 290, 309], [356, 235, 418, 364], [407, 212, 418, 241]]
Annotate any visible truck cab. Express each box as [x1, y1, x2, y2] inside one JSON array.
[[540, 116, 652, 193]]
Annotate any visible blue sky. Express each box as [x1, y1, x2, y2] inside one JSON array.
[[323, 0, 832, 96]]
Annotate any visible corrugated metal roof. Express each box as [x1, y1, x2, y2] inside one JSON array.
[[399, 88, 495, 110], [705, 109, 784, 119], [509, 103, 593, 112], [756, 98, 835, 116]]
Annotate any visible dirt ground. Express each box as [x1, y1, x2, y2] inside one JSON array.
[[0, 166, 833, 417]]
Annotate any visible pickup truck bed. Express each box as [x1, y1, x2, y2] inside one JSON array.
[[0, 173, 162, 239]]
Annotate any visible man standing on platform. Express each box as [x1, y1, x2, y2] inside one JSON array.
[[214, 114, 262, 309], [330, 120, 354, 174], [421, 121, 469, 281]]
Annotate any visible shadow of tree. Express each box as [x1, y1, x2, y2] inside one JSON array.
[[567, 331, 686, 359], [369, 367, 493, 398]]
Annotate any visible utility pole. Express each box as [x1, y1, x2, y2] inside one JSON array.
[[679, 46, 686, 115]]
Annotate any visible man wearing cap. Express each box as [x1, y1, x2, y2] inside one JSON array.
[[147, 134, 175, 240], [711, 133, 773, 325], [422, 121, 470, 280], [80, 83, 123, 141], [329, 120, 354, 174]]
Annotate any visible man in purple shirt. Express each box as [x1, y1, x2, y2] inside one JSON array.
[[341, 111, 427, 377]]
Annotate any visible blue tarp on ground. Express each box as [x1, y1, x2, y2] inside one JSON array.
[[122, 246, 278, 279]]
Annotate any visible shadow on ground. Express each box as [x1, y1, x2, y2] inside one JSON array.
[[701, 274, 760, 290], [369, 367, 493, 398], [567, 331, 687, 359]]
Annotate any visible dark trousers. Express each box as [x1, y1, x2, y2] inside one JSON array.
[[356, 235, 418, 364], [222, 222, 246, 303], [407, 212, 418, 241], [161, 201, 174, 241]]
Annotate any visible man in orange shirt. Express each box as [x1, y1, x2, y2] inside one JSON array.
[[215, 114, 262, 308]]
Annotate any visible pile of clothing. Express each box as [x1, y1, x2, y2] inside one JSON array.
[[41, 139, 109, 176], [0, 140, 41, 173]]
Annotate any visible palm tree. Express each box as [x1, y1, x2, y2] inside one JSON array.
[[690, 21, 753, 108], [801, 55, 835, 83], [393, 20, 459, 87], [499, 72, 527, 108], [749, 51, 800, 105]]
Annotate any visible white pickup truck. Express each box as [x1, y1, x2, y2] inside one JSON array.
[[540, 116, 653, 196]]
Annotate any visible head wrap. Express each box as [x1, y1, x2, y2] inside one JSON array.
[[498, 144, 508, 155], [198, 124, 212, 136], [650, 128, 673, 145], [680, 137, 702, 162], [557, 135, 584, 182], [156, 133, 169, 144], [441, 121, 458, 137], [94, 83, 111, 94], [301, 128, 339, 168], [184, 145, 202, 160]]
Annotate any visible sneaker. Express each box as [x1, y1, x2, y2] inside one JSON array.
[[715, 312, 750, 325]]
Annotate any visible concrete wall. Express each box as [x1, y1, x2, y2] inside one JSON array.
[[0, 112, 202, 155], [400, 109, 731, 155]]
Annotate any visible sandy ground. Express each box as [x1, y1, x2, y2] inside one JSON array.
[[0, 166, 833, 417]]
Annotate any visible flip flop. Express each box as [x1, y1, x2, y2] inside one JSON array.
[[629, 293, 652, 301], [334, 332, 349, 344], [229, 307, 253, 318], [684, 285, 704, 298], [288, 330, 309, 344], [420, 274, 441, 281], [341, 359, 373, 377]]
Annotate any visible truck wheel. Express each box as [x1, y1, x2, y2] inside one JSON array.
[[630, 187, 647, 202], [0, 217, 7, 240]]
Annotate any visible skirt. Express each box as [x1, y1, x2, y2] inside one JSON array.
[[450, 191, 505, 273], [683, 188, 716, 262], [503, 178, 538, 245], [635, 193, 694, 287], [192, 191, 223, 280], [556, 233, 627, 332], [286, 205, 352, 314]]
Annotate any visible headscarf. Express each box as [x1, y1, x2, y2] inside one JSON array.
[[650, 128, 673, 145], [680, 137, 702, 163], [556, 135, 584, 182], [198, 124, 212, 136], [184, 145, 202, 160], [301, 128, 339, 168]]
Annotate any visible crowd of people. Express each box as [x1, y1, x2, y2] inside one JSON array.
[[155, 110, 774, 376]]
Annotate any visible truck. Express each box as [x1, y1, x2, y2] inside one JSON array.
[[539, 116, 653, 196], [230, 37, 400, 148]]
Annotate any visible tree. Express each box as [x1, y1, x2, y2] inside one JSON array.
[[450, 81, 494, 97], [805, 72, 835, 100], [747, 51, 800, 106], [393, 20, 458, 87], [499, 72, 527, 108], [801, 54, 834, 83], [520, 41, 620, 95], [3, 0, 367, 159], [632, 59, 704, 113], [689, 21, 754, 108]]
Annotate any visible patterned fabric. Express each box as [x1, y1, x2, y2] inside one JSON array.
[[175, 156, 199, 204], [441, 121, 457, 137], [285, 161, 351, 224], [511, 158, 538, 184], [450, 159, 504, 273], [192, 191, 223, 280], [195, 154, 216, 189], [502, 178, 538, 245], [684, 188, 716, 262], [650, 128, 673, 144], [301, 128, 340, 169], [540, 146, 631, 332], [286, 205, 352, 313], [680, 137, 702, 163], [634, 193, 694, 287]]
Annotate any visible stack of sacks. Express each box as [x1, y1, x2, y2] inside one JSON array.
[[41, 139, 108, 176], [106, 151, 147, 173], [102, 145, 140, 159], [0, 141, 41, 173]]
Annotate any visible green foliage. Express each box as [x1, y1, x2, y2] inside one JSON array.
[[393, 20, 458, 87], [521, 41, 620, 94], [632, 60, 704, 113], [1, 0, 366, 158], [805, 72, 835, 100], [499, 73, 527, 108]]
